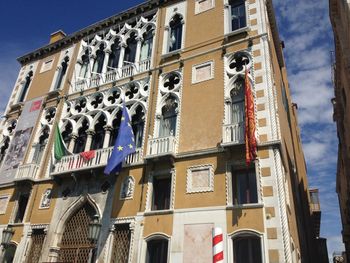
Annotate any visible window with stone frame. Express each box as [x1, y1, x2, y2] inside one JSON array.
[[73, 119, 89, 153], [131, 106, 145, 148], [159, 95, 178, 137], [32, 126, 50, 164], [228, 0, 247, 32], [54, 56, 69, 90], [108, 38, 121, 70], [232, 234, 262, 263], [27, 228, 46, 263], [92, 44, 105, 74], [124, 33, 138, 64], [146, 238, 169, 263], [140, 27, 154, 61], [110, 111, 122, 147], [168, 14, 183, 52], [232, 168, 258, 205], [110, 224, 131, 263], [79, 49, 90, 78], [18, 71, 33, 103], [152, 174, 172, 211], [14, 192, 30, 223]]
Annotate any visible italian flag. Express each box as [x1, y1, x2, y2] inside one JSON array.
[[54, 122, 69, 160]]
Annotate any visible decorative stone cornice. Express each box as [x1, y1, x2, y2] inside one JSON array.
[[17, 0, 162, 65]]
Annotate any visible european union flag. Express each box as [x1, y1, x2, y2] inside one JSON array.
[[104, 104, 136, 175]]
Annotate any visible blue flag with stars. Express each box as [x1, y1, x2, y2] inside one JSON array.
[[104, 103, 136, 175]]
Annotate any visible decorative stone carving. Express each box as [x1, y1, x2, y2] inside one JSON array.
[[120, 176, 135, 200], [40, 189, 52, 209]]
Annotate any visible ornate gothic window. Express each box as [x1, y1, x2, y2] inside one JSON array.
[[159, 96, 178, 137], [54, 56, 69, 90], [169, 14, 183, 52], [32, 127, 50, 164], [140, 27, 154, 61], [232, 234, 262, 263], [91, 115, 106, 150], [92, 44, 105, 74], [124, 33, 138, 64], [131, 106, 145, 148], [18, 71, 33, 103], [110, 111, 122, 146], [79, 50, 90, 78], [229, 0, 247, 32], [62, 122, 73, 148], [73, 119, 89, 153], [108, 39, 121, 70], [230, 77, 245, 125]]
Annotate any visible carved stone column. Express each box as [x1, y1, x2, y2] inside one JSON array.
[[135, 36, 143, 71], [101, 50, 111, 77], [68, 134, 78, 153], [118, 42, 127, 69], [103, 126, 113, 148], [85, 130, 95, 152]]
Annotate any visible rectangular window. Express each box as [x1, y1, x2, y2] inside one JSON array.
[[195, 0, 214, 14], [232, 169, 258, 205], [229, 0, 246, 32], [152, 175, 171, 211], [14, 193, 30, 223], [111, 224, 131, 263], [192, 61, 214, 84], [27, 229, 46, 263]]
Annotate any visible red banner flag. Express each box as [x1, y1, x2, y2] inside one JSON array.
[[80, 150, 96, 162], [245, 69, 257, 166]]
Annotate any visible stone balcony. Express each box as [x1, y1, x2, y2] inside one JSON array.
[[72, 59, 151, 93], [14, 163, 39, 182], [51, 147, 142, 176], [146, 136, 177, 158], [221, 122, 244, 146]]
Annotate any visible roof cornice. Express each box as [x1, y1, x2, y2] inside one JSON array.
[[17, 0, 164, 65]]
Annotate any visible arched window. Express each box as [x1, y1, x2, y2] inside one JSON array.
[[73, 119, 89, 153], [108, 39, 121, 70], [54, 56, 69, 90], [169, 15, 183, 52], [91, 115, 106, 150], [62, 123, 73, 148], [232, 234, 262, 263], [159, 96, 178, 137], [19, 71, 33, 103], [140, 28, 154, 61], [146, 238, 169, 263], [131, 106, 145, 148], [33, 127, 50, 164], [92, 44, 105, 73], [124, 33, 138, 64], [109, 111, 122, 146], [79, 50, 90, 78], [230, 77, 245, 125]]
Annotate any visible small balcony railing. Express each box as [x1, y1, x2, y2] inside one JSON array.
[[74, 78, 89, 92], [14, 163, 39, 181], [138, 59, 151, 72], [147, 136, 177, 157], [52, 147, 142, 175], [90, 73, 103, 87], [222, 122, 244, 145], [120, 64, 135, 78], [105, 68, 120, 83]]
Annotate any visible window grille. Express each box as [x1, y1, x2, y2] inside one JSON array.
[[27, 229, 45, 263], [110, 224, 131, 263], [58, 204, 95, 263]]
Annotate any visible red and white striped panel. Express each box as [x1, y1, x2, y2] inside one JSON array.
[[212, 227, 224, 263]]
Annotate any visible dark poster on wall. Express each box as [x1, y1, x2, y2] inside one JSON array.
[[0, 97, 43, 184]]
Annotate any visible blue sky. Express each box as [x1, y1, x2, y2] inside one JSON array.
[[0, 0, 342, 259]]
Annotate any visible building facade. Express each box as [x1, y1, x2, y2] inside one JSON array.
[[330, 0, 350, 260], [0, 0, 324, 262]]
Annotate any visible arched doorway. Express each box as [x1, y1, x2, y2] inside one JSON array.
[[58, 203, 97, 262]]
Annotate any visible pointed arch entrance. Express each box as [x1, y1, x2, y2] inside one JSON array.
[[58, 202, 97, 262]]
